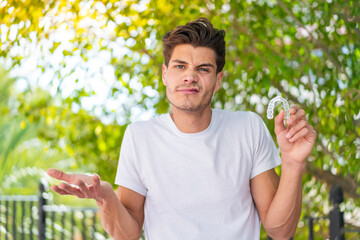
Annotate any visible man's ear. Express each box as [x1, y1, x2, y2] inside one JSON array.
[[162, 64, 167, 86], [214, 71, 223, 93]]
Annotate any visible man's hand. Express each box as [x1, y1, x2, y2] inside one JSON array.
[[48, 168, 145, 239], [274, 105, 317, 166], [47, 168, 113, 203]]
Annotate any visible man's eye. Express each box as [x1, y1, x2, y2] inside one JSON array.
[[176, 65, 185, 69], [199, 68, 209, 72]]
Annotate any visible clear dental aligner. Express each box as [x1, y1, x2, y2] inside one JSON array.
[[267, 96, 290, 120]]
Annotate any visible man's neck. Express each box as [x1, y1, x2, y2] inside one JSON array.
[[170, 106, 212, 133]]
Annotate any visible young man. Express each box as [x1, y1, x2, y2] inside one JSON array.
[[48, 18, 317, 239]]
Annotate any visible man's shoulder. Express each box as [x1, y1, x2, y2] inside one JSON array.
[[213, 109, 266, 135], [215, 109, 261, 122], [126, 114, 168, 133]]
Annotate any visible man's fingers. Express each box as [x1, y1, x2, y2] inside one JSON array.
[[274, 110, 286, 135], [285, 120, 307, 140], [75, 179, 93, 198], [47, 168, 92, 185], [287, 127, 309, 143], [287, 106, 306, 125], [91, 174, 101, 198], [289, 105, 300, 114], [58, 182, 86, 198], [47, 168, 71, 182], [305, 124, 318, 142], [51, 185, 72, 196], [48, 169, 102, 199]]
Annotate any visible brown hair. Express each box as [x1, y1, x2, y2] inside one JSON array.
[[162, 18, 226, 73]]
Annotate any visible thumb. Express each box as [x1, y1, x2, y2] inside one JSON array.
[[274, 110, 286, 135]]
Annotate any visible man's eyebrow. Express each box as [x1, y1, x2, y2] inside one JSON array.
[[170, 59, 215, 68], [171, 59, 188, 64], [196, 63, 215, 68]]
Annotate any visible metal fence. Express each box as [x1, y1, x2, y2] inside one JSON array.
[[306, 184, 360, 240], [0, 194, 38, 240], [0, 183, 110, 240]]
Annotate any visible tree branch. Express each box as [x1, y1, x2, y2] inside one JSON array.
[[305, 163, 360, 200], [276, 0, 351, 81]]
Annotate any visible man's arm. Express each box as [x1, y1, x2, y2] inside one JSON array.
[[250, 106, 317, 239], [250, 168, 302, 239], [47, 169, 145, 240]]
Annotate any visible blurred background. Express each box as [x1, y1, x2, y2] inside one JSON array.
[[0, 0, 359, 239]]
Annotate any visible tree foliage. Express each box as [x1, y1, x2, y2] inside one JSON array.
[[0, 68, 61, 195], [1, 0, 360, 237]]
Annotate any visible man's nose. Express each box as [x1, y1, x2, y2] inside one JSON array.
[[183, 69, 198, 83]]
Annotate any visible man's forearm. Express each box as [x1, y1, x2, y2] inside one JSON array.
[[264, 161, 304, 239], [97, 191, 142, 240]]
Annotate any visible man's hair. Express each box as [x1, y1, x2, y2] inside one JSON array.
[[162, 18, 226, 73]]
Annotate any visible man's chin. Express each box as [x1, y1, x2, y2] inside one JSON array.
[[172, 103, 211, 113], [167, 96, 212, 113], [177, 107, 199, 113], [169, 103, 197, 113]]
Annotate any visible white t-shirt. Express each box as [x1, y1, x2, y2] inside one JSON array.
[[115, 109, 281, 239]]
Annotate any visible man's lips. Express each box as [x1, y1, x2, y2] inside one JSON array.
[[177, 88, 199, 94]]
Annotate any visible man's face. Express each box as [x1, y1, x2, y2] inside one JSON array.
[[162, 44, 223, 113]]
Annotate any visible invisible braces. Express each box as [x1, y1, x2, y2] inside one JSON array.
[[267, 96, 290, 120]]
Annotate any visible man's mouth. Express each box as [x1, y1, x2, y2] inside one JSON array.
[[177, 88, 200, 94]]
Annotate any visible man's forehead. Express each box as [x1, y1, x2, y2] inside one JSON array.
[[169, 44, 216, 65]]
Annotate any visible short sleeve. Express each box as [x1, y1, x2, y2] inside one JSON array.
[[115, 125, 147, 196], [249, 112, 281, 179]]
